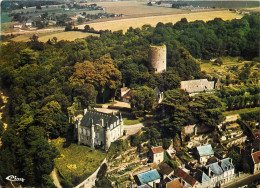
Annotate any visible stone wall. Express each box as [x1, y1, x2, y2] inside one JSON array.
[[148, 45, 166, 73], [75, 158, 107, 188]]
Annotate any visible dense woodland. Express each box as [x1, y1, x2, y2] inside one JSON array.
[[0, 14, 259, 187]]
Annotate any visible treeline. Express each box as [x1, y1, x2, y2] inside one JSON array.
[[169, 14, 259, 60], [216, 86, 259, 110]]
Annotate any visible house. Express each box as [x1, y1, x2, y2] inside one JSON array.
[[219, 158, 235, 184], [150, 146, 164, 164], [251, 151, 260, 174], [196, 145, 214, 165], [13, 24, 22, 28], [180, 79, 215, 96], [134, 169, 161, 187], [120, 87, 132, 103], [25, 20, 32, 27], [205, 162, 224, 187], [174, 168, 200, 188], [193, 169, 210, 188], [74, 109, 124, 151], [158, 162, 174, 179]]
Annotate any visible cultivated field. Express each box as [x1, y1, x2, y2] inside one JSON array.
[[95, 1, 188, 16], [78, 10, 242, 32], [11, 31, 99, 42]]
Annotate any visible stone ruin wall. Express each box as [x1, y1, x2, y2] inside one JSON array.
[[148, 45, 167, 73]]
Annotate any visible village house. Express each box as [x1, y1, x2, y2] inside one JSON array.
[[13, 24, 22, 28], [196, 145, 214, 165], [134, 169, 161, 187], [74, 109, 124, 151], [159, 177, 183, 188], [193, 169, 210, 188], [251, 151, 260, 174], [25, 20, 33, 27], [150, 146, 164, 164], [174, 167, 200, 188], [180, 79, 215, 96], [120, 87, 132, 103]]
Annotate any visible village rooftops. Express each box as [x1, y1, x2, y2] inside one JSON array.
[[197, 144, 214, 157], [151, 146, 164, 154], [137, 184, 152, 188], [194, 169, 210, 183], [174, 168, 197, 187], [220, 158, 234, 172], [135, 169, 161, 185], [79, 110, 120, 128], [165, 178, 183, 188], [158, 162, 174, 176], [207, 162, 223, 177], [180, 79, 214, 94], [251, 151, 260, 164]]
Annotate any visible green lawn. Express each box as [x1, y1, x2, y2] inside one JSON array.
[[53, 138, 106, 185], [224, 107, 260, 116], [123, 117, 144, 125]]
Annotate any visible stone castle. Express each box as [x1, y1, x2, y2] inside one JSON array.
[[74, 109, 124, 151], [148, 45, 167, 73]]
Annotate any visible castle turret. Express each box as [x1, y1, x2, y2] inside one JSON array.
[[148, 45, 167, 73], [105, 122, 111, 151], [90, 119, 95, 148], [119, 113, 124, 136]]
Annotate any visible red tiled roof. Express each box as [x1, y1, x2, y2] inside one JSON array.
[[151, 146, 164, 154], [166, 179, 183, 188], [175, 168, 197, 186], [252, 151, 260, 164]]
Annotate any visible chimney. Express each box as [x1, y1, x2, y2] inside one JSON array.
[[208, 166, 211, 177], [101, 118, 104, 127], [153, 181, 156, 188]]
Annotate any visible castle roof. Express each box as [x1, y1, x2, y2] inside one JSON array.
[[180, 79, 214, 93], [197, 145, 214, 157], [207, 162, 223, 177], [80, 110, 118, 128]]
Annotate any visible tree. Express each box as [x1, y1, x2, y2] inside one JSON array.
[[130, 86, 156, 117], [189, 94, 225, 129]]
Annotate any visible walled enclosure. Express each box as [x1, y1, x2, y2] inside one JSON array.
[[148, 45, 167, 73]]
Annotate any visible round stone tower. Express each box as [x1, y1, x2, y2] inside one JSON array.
[[148, 45, 167, 73]]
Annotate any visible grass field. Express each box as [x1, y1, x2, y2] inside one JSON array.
[[224, 107, 260, 116], [11, 31, 99, 42], [53, 138, 106, 185], [78, 10, 242, 32]]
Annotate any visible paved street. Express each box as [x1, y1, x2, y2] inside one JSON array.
[[223, 173, 260, 188]]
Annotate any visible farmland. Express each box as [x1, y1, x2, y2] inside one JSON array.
[[78, 10, 242, 32], [11, 31, 99, 42]]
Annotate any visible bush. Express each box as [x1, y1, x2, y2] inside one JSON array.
[[60, 179, 73, 188]]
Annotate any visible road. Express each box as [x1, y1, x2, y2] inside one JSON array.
[[223, 173, 260, 188]]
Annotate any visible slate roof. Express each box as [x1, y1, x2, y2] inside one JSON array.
[[136, 169, 161, 185], [80, 110, 118, 128], [151, 146, 164, 154], [194, 169, 210, 183], [158, 162, 174, 176], [197, 145, 214, 157], [252, 151, 260, 164], [180, 79, 214, 93], [220, 158, 234, 172], [175, 168, 197, 186], [207, 162, 223, 177], [206, 156, 218, 165]]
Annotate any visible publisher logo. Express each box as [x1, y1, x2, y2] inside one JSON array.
[[6, 175, 25, 182]]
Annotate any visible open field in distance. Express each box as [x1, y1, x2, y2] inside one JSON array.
[[11, 31, 99, 42], [78, 10, 242, 32]]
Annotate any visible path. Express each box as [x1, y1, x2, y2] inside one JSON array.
[[50, 168, 62, 188], [121, 123, 144, 139], [223, 172, 260, 188]]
